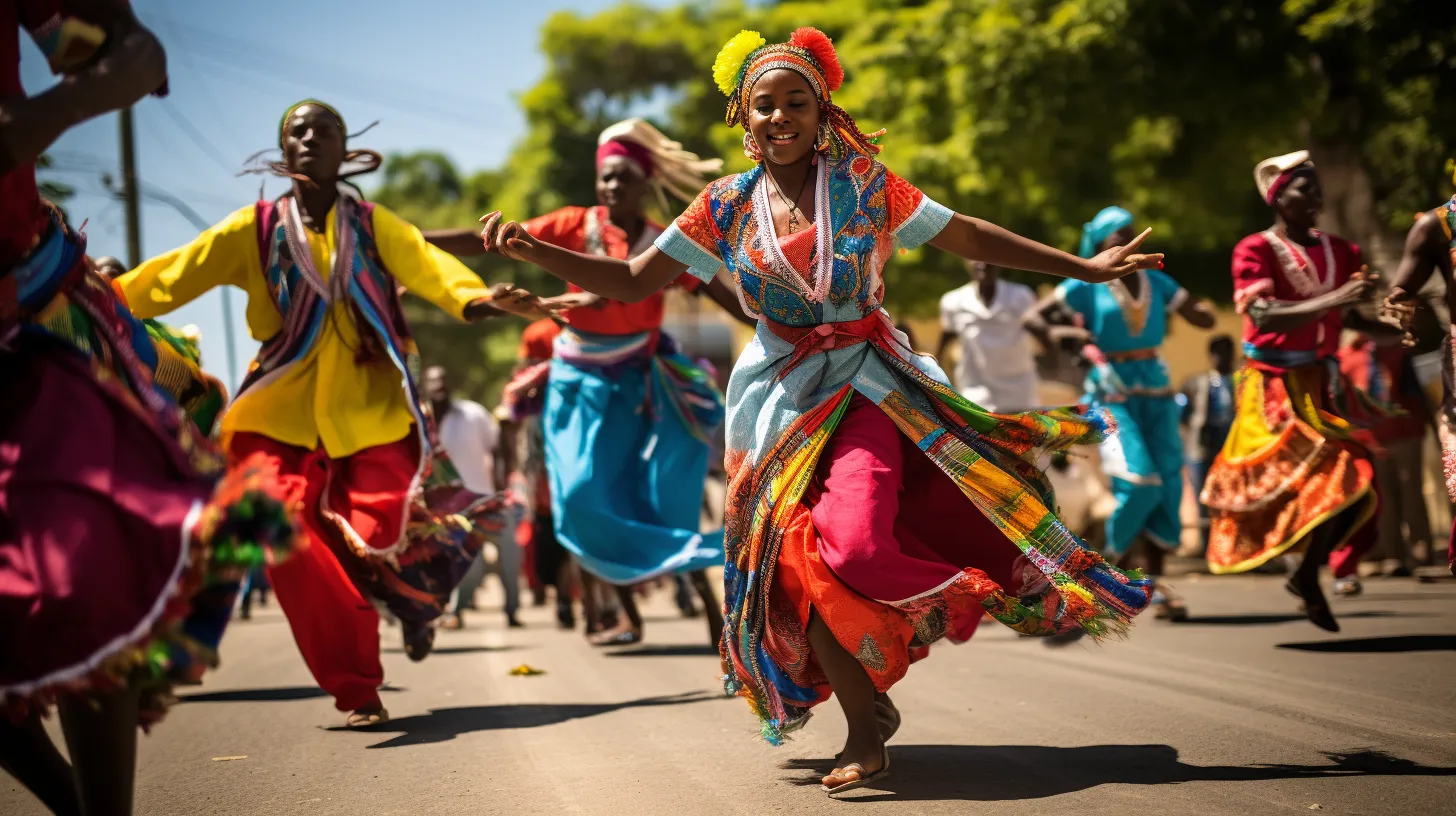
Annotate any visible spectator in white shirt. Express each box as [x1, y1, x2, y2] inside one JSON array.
[[936, 261, 1040, 412], [424, 366, 523, 629]]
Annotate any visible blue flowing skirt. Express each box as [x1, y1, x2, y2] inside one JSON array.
[[544, 331, 725, 584]]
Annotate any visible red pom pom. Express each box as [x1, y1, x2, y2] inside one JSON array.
[[789, 27, 843, 92]]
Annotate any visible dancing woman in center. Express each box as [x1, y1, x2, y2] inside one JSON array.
[[480, 28, 1158, 794]]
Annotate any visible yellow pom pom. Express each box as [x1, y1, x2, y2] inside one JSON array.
[[713, 30, 766, 97]]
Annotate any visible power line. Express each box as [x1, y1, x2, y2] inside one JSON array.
[[155, 15, 509, 119], [157, 98, 243, 177], [180, 46, 507, 137]]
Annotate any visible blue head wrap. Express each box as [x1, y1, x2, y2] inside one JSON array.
[[1078, 206, 1135, 258]]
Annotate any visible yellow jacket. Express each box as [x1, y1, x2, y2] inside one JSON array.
[[119, 201, 489, 458]]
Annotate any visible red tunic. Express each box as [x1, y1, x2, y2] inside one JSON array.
[[521, 205, 700, 337], [1231, 230, 1362, 362]]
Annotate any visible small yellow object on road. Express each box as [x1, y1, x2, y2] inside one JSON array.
[[508, 664, 545, 676], [211, 756, 248, 762]]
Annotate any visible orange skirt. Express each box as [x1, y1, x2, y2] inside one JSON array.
[[1202, 363, 1379, 575]]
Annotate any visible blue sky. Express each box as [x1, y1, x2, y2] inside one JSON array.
[[24, 0, 661, 388]]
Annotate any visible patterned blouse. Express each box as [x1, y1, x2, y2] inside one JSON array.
[[654, 149, 953, 327]]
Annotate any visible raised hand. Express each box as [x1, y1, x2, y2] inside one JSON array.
[[1082, 228, 1164, 283], [479, 211, 537, 261]]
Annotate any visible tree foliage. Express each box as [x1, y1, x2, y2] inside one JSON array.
[[375, 0, 1455, 394]]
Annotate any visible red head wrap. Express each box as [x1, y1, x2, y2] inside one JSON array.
[[596, 139, 654, 178]]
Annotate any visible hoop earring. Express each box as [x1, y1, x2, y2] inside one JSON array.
[[742, 132, 763, 162], [816, 122, 831, 154]]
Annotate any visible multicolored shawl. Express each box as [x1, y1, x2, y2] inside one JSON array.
[[246, 195, 509, 619], [656, 149, 1152, 742]]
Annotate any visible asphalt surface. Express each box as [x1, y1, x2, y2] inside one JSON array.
[[5, 572, 1454, 816]]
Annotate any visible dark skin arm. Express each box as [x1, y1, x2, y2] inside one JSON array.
[[1177, 298, 1218, 329], [1248, 271, 1373, 334], [1023, 291, 1094, 356], [1382, 213, 1451, 344], [423, 228, 487, 257], [478, 212, 1162, 303], [0, 4, 167, 175]]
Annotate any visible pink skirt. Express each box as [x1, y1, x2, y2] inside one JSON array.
[[0, 339, 215, 719]]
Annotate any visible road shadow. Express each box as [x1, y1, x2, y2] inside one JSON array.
[[603, 643, 719, 658], [1276, 635, 1456, 653], [1178, 610, 1399, 626], [381, 645, 519, 655], [342, 690, 721, 748], [783, 747, 1456, 802], [178, 685, 404, 704]]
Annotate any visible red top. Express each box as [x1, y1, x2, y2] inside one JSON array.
[[1231, 230, 1362, 360], [521, 205, 700, 336], [517, 317, 560, 363], [1338, 337, 1429, 440]]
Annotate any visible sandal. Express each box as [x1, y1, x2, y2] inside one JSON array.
[[823, 745, 891, 797], [403, 622, 436, 662], [345, 707, 389, 729]]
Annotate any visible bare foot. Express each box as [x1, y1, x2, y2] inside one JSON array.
[[345, 707, 388, 729]]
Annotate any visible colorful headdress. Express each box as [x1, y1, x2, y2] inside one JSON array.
[[712, 27, 882, 158], [1254, 150, 1314, 206], [595, 119, 723, 207]]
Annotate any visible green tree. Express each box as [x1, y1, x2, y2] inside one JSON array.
[[486, 0, 1454, 311], [370, 153, 551, 404]]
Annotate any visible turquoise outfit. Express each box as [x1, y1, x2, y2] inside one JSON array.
[[1056, 268, 1189, 557], [544, 328, 727, 585]]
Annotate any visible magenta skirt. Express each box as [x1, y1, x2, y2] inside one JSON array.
[[0, 339, 215, 718]]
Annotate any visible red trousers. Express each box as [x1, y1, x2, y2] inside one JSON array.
[[230, 432, 416, 712]]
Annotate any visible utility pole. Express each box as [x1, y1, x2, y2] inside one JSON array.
[[119, 107, 141, 268]]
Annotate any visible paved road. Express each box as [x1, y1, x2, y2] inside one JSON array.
[[5, 572, 1455, 815]]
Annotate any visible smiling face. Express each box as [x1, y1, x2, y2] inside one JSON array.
[[281, 104, 345, 187], [745, 68, 821, 166], [595, 154, 648, 221]]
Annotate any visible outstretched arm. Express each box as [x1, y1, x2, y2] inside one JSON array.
[[422, 228, 488, 258], [480, 211, 687, 303], [1382, 214, 1449, 343], [1176, 298, 1218, 329], [1249, 272, 1374, 334], [1, 4, 166, 175], [927, 214, 1162, 284]]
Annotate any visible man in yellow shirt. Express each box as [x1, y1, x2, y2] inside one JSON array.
[[119, 100, 535, 728]]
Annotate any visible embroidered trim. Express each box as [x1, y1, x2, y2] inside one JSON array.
[[753, 159, 833, 302], [1106, 270, 1150, 337], [1261, 229, 1334, 299]]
